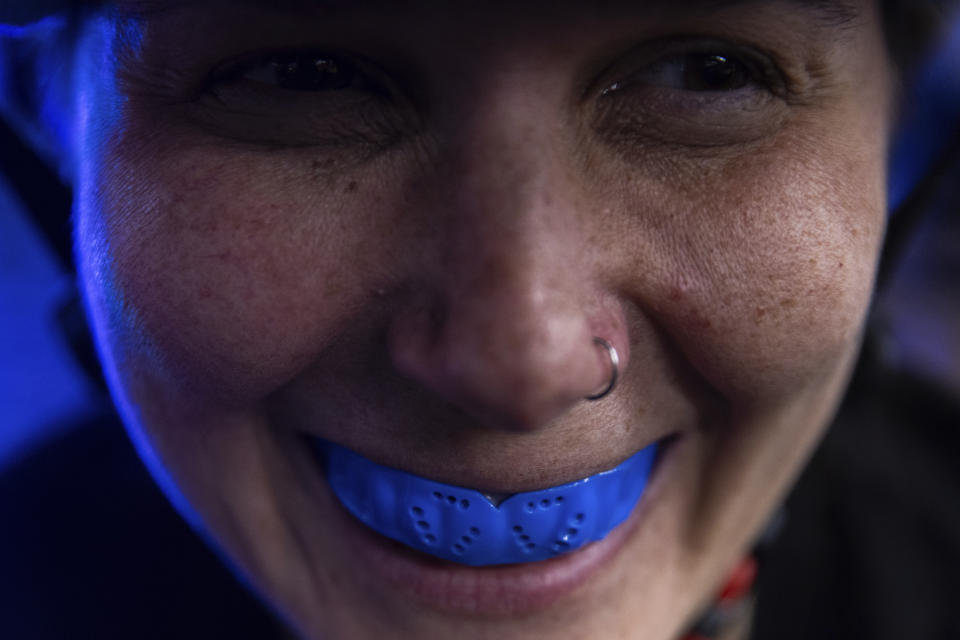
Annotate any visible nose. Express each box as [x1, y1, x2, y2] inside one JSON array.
[[389, 98, 626, 432]]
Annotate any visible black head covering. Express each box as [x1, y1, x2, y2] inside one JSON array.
[[0, 1, 90, 25]]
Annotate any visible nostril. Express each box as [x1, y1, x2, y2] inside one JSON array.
[[388, 284, 628, 433]]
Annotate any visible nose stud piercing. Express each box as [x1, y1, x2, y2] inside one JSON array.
[[586, 337, 619, 401]]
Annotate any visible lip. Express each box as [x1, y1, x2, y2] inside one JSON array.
[[319, 437, 674, 616]]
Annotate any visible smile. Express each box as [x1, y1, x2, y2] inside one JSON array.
[[314, 439, 658, 566]]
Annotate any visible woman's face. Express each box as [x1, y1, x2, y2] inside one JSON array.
[[73, 1, 893, 638]]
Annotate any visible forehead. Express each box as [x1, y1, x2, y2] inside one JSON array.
[[104, 0, 864, 22], [91, 0, 873, 61]]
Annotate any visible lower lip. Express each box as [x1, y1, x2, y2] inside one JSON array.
[[324, 440, 672, 616]]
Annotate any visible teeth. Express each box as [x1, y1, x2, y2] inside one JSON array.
[[480, 492, 513, 507], [317, 439, 658, 567]]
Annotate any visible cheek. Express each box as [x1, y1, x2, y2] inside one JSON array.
[[639, 24, 895, 406], [623, 125, 887, 404], [77, 135, 398, 401]]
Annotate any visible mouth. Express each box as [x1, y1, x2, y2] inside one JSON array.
[[315, 438, 658, 566], [310, 435, 675, 614]]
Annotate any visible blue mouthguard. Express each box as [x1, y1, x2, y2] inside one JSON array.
[[317, 440, 657, 566]]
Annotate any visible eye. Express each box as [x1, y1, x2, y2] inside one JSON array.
[[672, 53, 752, 91], [238, 51, 365, 92], [593, 41, 789, 149], [605, 51, 762, 95], [268, 53, 355, 91], [191, 49, 411, 150]]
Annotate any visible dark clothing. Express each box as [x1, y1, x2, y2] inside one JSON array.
[[0, 403, 286, 640], [753, 350, 960, 640]]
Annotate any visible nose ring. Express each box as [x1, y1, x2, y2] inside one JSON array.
[[586, 337, 619, 401]]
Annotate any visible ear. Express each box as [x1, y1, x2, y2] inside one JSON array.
[[0, 15, 78, 184]]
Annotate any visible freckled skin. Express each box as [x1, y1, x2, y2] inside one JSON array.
[[72, 1, 892, 639]]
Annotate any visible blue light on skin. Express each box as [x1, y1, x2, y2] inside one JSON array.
[[63, 11, 223, 567], [59, 13, 284, 607]]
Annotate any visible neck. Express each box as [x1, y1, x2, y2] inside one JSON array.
[[682, 554, 758, 640]]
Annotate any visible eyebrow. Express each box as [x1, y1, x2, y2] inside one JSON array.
[[782, 0, 862, 25], [678, 0, 862, 26]]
